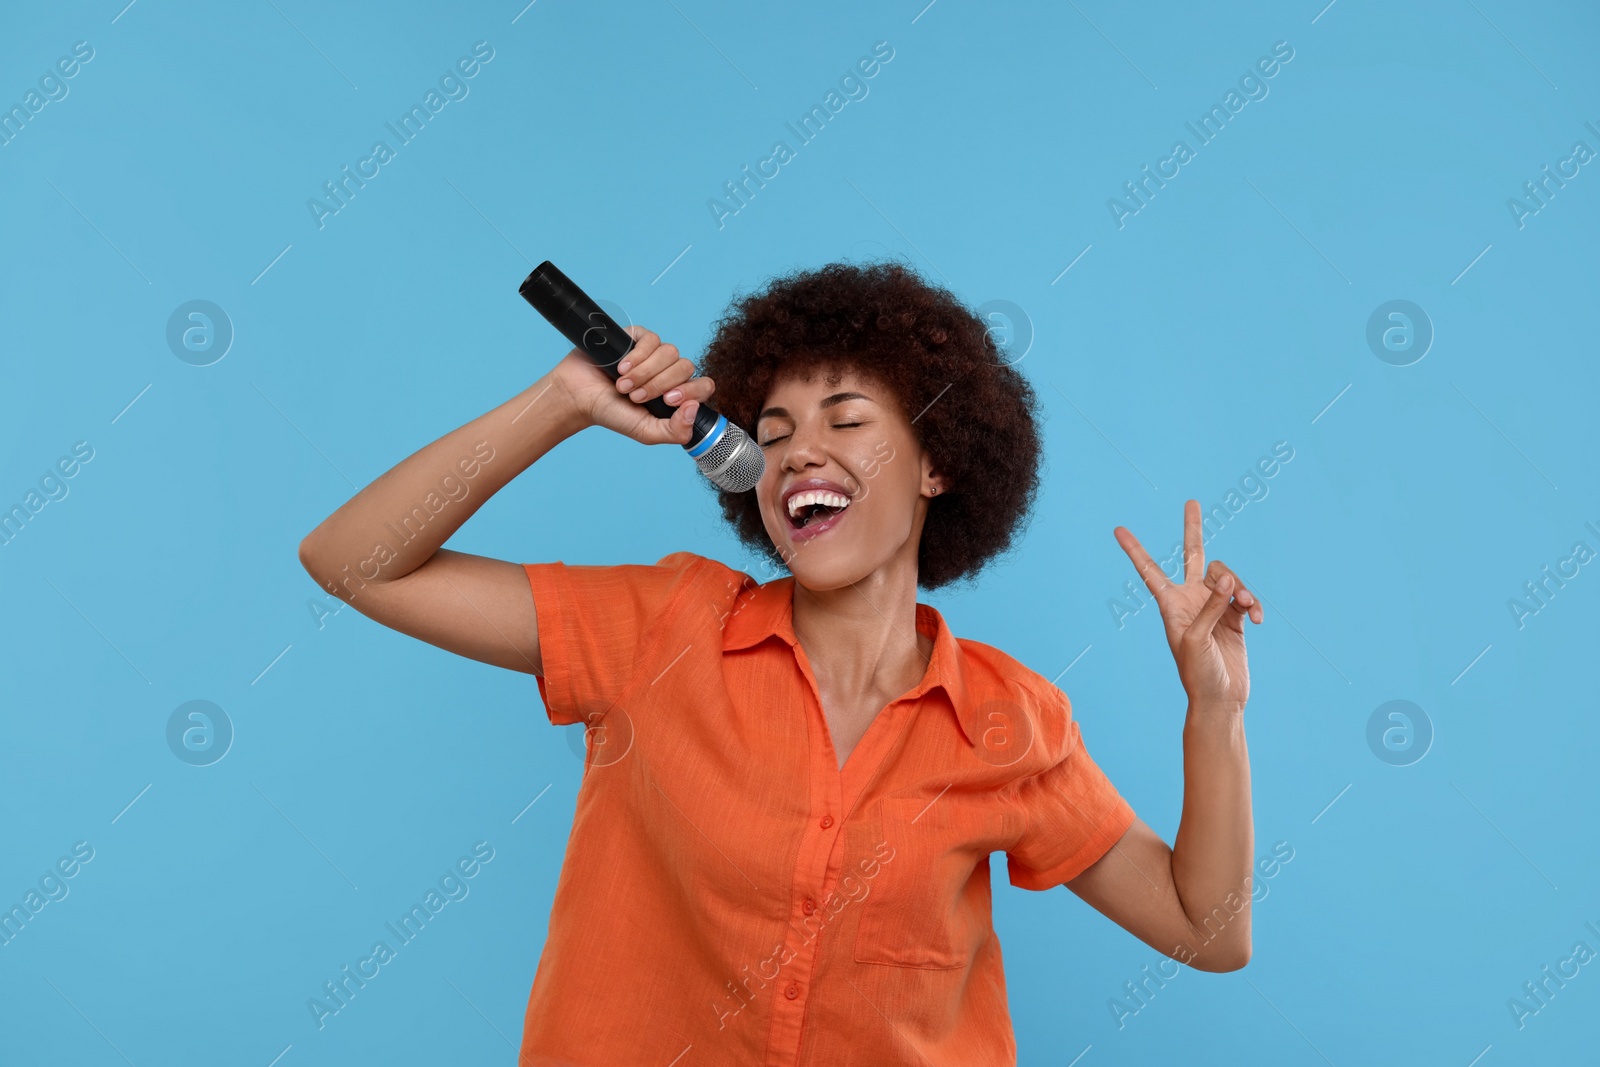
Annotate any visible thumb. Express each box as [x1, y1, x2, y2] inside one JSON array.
[[671, 399, 699, 443], [1188, 573, 1235, 641]]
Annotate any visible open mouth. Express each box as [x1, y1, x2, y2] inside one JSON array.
[[788, 502, 846, 530], [784, 490, 852, 540]]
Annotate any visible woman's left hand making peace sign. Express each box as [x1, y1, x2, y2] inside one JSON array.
[[1114, 499, 1262, 712]]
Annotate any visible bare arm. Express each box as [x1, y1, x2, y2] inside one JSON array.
[[297, 372, 584, 675], [1065, 500, 1260, 971], [297, 330, 716, 674], [1065, 705, 1253, 972]]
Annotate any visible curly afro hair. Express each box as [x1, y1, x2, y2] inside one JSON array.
[[697, 258, 1044, 591]]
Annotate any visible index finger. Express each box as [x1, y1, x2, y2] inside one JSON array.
[[1114, 525, 1173, 597]]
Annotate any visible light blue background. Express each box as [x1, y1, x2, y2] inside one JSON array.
[[2, 0, 1596, 1064]]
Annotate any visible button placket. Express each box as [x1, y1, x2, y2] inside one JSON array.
[[758, 655, 851, 1062]]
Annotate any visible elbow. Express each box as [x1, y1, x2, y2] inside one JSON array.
[[1188, 943, 1251, 972], [298, 530, 329, 584], [1216, 946, 1251, 972]]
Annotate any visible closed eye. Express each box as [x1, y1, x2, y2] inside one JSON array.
[[759, 423, 861, 447]]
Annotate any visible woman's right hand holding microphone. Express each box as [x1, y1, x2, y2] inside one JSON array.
[[548, 326, 718, 447]]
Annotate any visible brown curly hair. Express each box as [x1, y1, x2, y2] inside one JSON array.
[[697, 258, 1044, 591]]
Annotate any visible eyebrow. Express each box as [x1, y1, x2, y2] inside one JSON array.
[[757, 391, 874, 423]]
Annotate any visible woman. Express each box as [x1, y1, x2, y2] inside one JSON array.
[[298, 260, 1260, 1066]]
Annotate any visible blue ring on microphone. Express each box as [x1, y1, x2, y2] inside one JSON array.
[[686, 414, 726, 459]]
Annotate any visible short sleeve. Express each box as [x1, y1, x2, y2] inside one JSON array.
[[523, 551, 704, 727], [1004, 696, 1136, 892]]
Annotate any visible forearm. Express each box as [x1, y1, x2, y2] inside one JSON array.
[[298, 371, 587, 589], [1169, 704, 1253, 969]]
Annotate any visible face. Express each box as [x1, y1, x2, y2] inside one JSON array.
[[754, 363, 945, 590]]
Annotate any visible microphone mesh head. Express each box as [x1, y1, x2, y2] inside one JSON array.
[[693, 420, 765, 493]]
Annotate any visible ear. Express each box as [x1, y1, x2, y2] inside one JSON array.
[[922, 459, 947, 497]]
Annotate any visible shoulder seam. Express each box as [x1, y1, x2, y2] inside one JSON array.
[[632, 553, 719, 668]]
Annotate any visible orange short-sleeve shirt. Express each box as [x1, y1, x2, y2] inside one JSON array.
[[520, 551, 1135, 1067]]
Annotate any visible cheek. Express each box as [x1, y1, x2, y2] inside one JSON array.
[[755, 476, 777, 523], [855, 484, 910, 534], [872, 458, 919, 513]]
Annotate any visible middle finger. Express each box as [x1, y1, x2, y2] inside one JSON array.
[[663, 373, 717, 406], [624, 354, 698, 404], [617, 340, 682, 396]]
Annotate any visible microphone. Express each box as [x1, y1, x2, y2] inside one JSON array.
[[519, 261, 765, 494]]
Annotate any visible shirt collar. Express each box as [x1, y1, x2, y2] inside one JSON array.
[[721, 575, 980, 746]]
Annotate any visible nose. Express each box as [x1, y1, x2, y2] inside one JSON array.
[[779, 419, 828, 473]]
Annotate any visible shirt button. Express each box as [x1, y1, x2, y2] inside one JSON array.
[[785, 981, 800, 1000], [802, 897, 816, 915], [819, 815, 834, 829]]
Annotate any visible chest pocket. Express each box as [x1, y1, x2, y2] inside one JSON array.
[[852, 796, 1001, 969]]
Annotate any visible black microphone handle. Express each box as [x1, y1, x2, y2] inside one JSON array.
[[519, 261, 723, 450]]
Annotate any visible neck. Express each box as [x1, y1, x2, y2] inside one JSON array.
[[791, 558, 932, 702]]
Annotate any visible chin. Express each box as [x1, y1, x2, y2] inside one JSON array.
[[789, 539, 893, 593], [787, 558, 864, 593]]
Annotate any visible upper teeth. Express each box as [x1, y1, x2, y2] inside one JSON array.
[[787, 490, 850, 518]]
